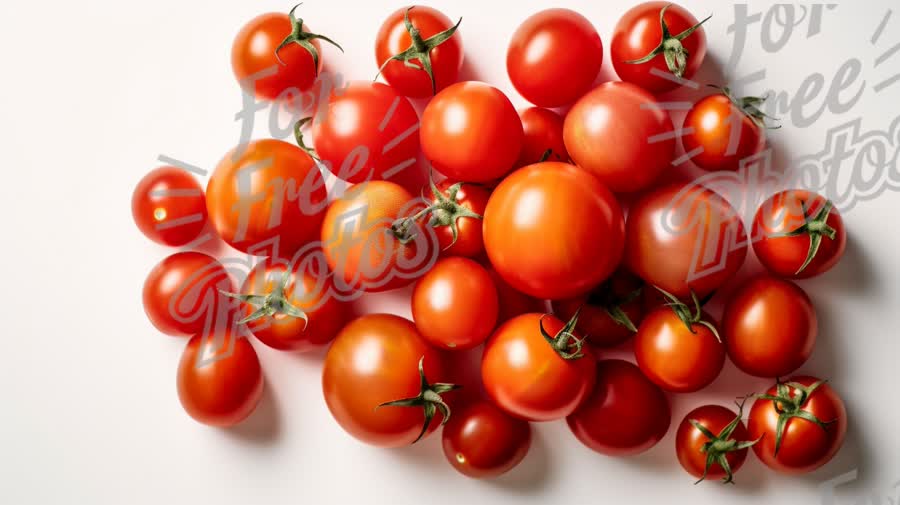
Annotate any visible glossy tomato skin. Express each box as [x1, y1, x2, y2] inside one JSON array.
[[611, 2, 708, 94], [207, 139, 327, 256], [177, 331, 264, 427], [567, 360, 670, 456], [753, 190, 847, 279], [421, 81, 523, 183], [432, 181, 490, 258], [564, 82, 675, 193], [676, 405, 750, 481], [322, 314, 451, 447], [507, 9, 603, 108], [486, 266, 546, 325], [132, 167, 207, 247], [375, 6, 463, 98], [143, 252, 233, 337], [484, 162, 625, 300], [517, 107, 569, 167], [442, 401, 531, 478], [482, 313, 596, 422], [749, 377, 847, 474], [723, 275, 817, 377], [625, 182, 747, 299], [552, 268, 644, 349], [683, 94, 766, 171]]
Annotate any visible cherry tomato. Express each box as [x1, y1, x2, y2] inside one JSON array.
[[753, 190, 847, 279], [442, 401, 531, 478], [564, 82, 675, 193], [177, 330, 264, 427], [486, 266, 546, 325], [375, 6, 463, 98], [419, 180, 490, 258], [683, 90, 768, 172], [506, 8, 603, 107], [143, 252, 233, 337], [482, 313, 596, 422], [676, 404, 756, 484], [749, 377, 847, 474], [625, 182, 747, 299], [567, 359, 670, 456], [421, 81, 523, 183], [484, 162, 624, 300], [611, 2, 709, 94], [552, 268, 644, 349], [322, 314, 457, 447], [517, 107, 568, 167], [132, 167, 207, 247], [723, 275, 817, 378]]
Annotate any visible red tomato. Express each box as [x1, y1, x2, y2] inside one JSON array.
[[177, 330, 264, 427], [482, 313, 596, 422], [442, 401, 531, 478], [486, 266, 546, 325], [683, 90, 768, 171], [374, 6, 463, 97], [132, 167, 207, 247], [625, 182, 747, 299], [723, 275, 817, 377], [421, 81, 523, 183], [416, 180, 490, 258], [567, 359, 670, 456], [484, 162, 624, 300], [517, 107, 569, 167], [564, 82, 675, 193], [552, 268, 644, 349], [749, 377, 847, 474], [207, 139, 327, 256], [506, 9, 603, 107], [753, 190, 847, 279], [322, 314, 457, 447], [412, 257, 499, 350], [611, 2, 710, 94], [676, 404, 756, 484], [143, 252, 233, 337]]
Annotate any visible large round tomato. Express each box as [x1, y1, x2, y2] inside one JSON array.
[[506, 9, 603, 108], [723, 275, 817, 378], [442, 401, 531, 479], [420, 81, 523, 183], [564, 82, 675, 193], [625, 182, 747, 299], [177, 330, 264, 427], [484, 162, 624, 300], [482, 313, 596, 422], [567, 360, 669, 456], [749, 377, 847, 474], [486, 266, 546, 325], [552, 268, 644, 349], [322, 314, 457, 447], [421, 180, 490, 258], [676, 404, 755, 484], [683, 91, 767, 171], [207, 139, 327, 256], [517, 107, 568, 167], [611, 2, 709, 94], [375, 6, 463, 97], [753, 190, 847, 279], [132, 167, 207, 247]]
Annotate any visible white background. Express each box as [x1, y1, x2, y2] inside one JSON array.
[[2, 1, 898, 504]]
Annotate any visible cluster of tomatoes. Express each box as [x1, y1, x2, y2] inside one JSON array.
[[132, 2, 849, 484]]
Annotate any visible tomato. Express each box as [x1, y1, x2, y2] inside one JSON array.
[[749, 377, 847, 474], [552, 268, 644, 349], [611, 2, 710, 94], [421, 81, 523, 183], [567, 360, 669, 456], [723, 275, 816, 377], [506, 9, 603, 108], [177, 330, 264, 427], [414, 180, 490, 258], [625, 182, 747, 299], [564, 82, 675, 193], [143, 252, 233, 337], [412, 257, 498, 351], [322, 314, 458, 447], [375, 6, 463, 97], [486, 266, 546, 325], [442, 401, 531, 478], [517, 107, 568, 167], [682, 89, 769, 172], [753, 190, 847, 279], [484, 162, 624, 300], [676, 404, 757, 484], [132, 167, 207, 247], [482, 313, 596, 422], [232, 5, 342, 101], [207, 139, 326, 256]]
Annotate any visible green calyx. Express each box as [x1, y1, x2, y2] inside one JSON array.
[[769, 198, 838, 275], [374, 7, 462, 95], [756, 379, 835, 457], [656, 287, 720, 342], [691, 398, 761, 485], [275, 3, 344, 76], [625, 4, 711, 78], [586, 280, 642, 333], [292, 117, 319, 160], [376, 356, 461, 444], [539, 310, 588, 360], [219, 271, 308, 326], [390, 178, 482, 247], [709, 85, 781, 130]]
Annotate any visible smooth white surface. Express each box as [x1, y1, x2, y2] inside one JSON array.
[[2, 1, 898, 504]]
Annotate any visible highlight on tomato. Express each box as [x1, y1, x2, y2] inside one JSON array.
[[442, 400, 531, 479], [132, 167, 207, 247], [552, 268, 644, 349], [517, 107, 568, 167], [676, 401, 759, 484]]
